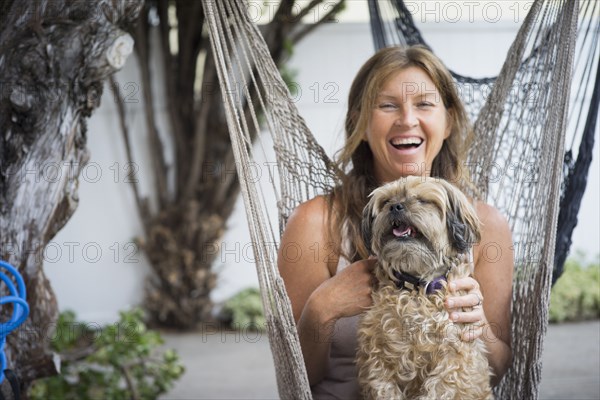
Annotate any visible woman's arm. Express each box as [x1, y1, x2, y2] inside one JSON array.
[[445, 201, 513, 386], [278, 196, 375, 386]]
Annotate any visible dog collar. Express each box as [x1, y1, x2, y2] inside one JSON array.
[[393, 270, 447, 295]]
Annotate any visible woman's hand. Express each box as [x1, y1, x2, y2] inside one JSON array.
[[445, 276, 488, 342], [312, 257, 377, 322], [301, 257, 376, 359]]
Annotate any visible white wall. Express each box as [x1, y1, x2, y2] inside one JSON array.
[[44, 17, 599, 324], [43, 29, 168, 324]]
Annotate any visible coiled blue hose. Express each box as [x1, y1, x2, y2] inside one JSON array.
[[0, 260, 29, 384]]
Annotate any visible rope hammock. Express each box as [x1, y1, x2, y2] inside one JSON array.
[[201, 0, 585, 398]]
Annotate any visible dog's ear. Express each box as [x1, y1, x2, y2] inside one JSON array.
[[361, 198, 375, 255], [442, 181, 481, 253]]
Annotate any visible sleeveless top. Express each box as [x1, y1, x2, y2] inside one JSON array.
[[311, 254, 361, 399]]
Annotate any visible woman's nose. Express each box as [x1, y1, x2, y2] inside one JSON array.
[[393, 106, 418, 128]]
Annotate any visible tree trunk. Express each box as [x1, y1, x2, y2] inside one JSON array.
[[114, 0, 345, 328], [0, 0, 142, 391]]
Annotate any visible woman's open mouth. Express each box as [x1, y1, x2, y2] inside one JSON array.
[[390, 137, 424, 150]]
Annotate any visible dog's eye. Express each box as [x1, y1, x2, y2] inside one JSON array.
[[417, 198, 432, 205]]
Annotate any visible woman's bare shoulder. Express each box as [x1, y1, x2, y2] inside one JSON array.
[[472, 200, 513, 268], [279, 196, 338, 321], [282, 195, 339, 276], [286, 195, 330, 227], [281, 195, 334, 253], [473, 201, 511, 237]]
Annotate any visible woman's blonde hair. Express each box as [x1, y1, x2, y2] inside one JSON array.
[[330, 45, 475, 262]]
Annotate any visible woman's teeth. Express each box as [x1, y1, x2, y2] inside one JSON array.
[[390, 138, 423, 149]]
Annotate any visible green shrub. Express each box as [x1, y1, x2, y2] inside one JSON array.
[[28, 308, 184, 400], [221, 287, 266, 331], [549, 254, 600, 323]]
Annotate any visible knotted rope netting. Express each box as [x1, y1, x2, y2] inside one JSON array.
[[201, 0, 584, 398]]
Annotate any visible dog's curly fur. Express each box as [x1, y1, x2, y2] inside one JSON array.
[[357, 176, 493, 400]]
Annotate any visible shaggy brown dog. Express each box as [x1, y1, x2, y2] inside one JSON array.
[[357, 176, 493, 400]]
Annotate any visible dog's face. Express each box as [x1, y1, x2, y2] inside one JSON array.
[[362, 176, 481, 281]]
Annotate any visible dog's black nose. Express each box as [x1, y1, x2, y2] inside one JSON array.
[[390, 203, 404, 213]]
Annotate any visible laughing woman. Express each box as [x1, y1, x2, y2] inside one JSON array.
[[278, 45, 513, 399]]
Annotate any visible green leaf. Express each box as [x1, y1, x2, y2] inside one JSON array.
[[28, 308, 185, 399]]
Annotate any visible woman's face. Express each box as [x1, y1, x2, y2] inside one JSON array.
[[364, 66, 451, 183]]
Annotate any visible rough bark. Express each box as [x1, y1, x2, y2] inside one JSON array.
[[113, 0, 345, 328], [0, 0, 142, 390]]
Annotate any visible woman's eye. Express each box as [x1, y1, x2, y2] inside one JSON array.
[[379, 103, 397, 110], [417, 101, 433, 108]]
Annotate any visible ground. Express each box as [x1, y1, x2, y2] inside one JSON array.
[[159, 320, 600, 399]]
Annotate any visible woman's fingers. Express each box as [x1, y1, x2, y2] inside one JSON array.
[[449, 307, 487, 342], [446, 276, 487, 342], [473, 293, 483, 307], [449, 307, 484, 324], [446, 276, 483, 308], [448, 277, 480, 293], [446, 292, 482, 309]]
